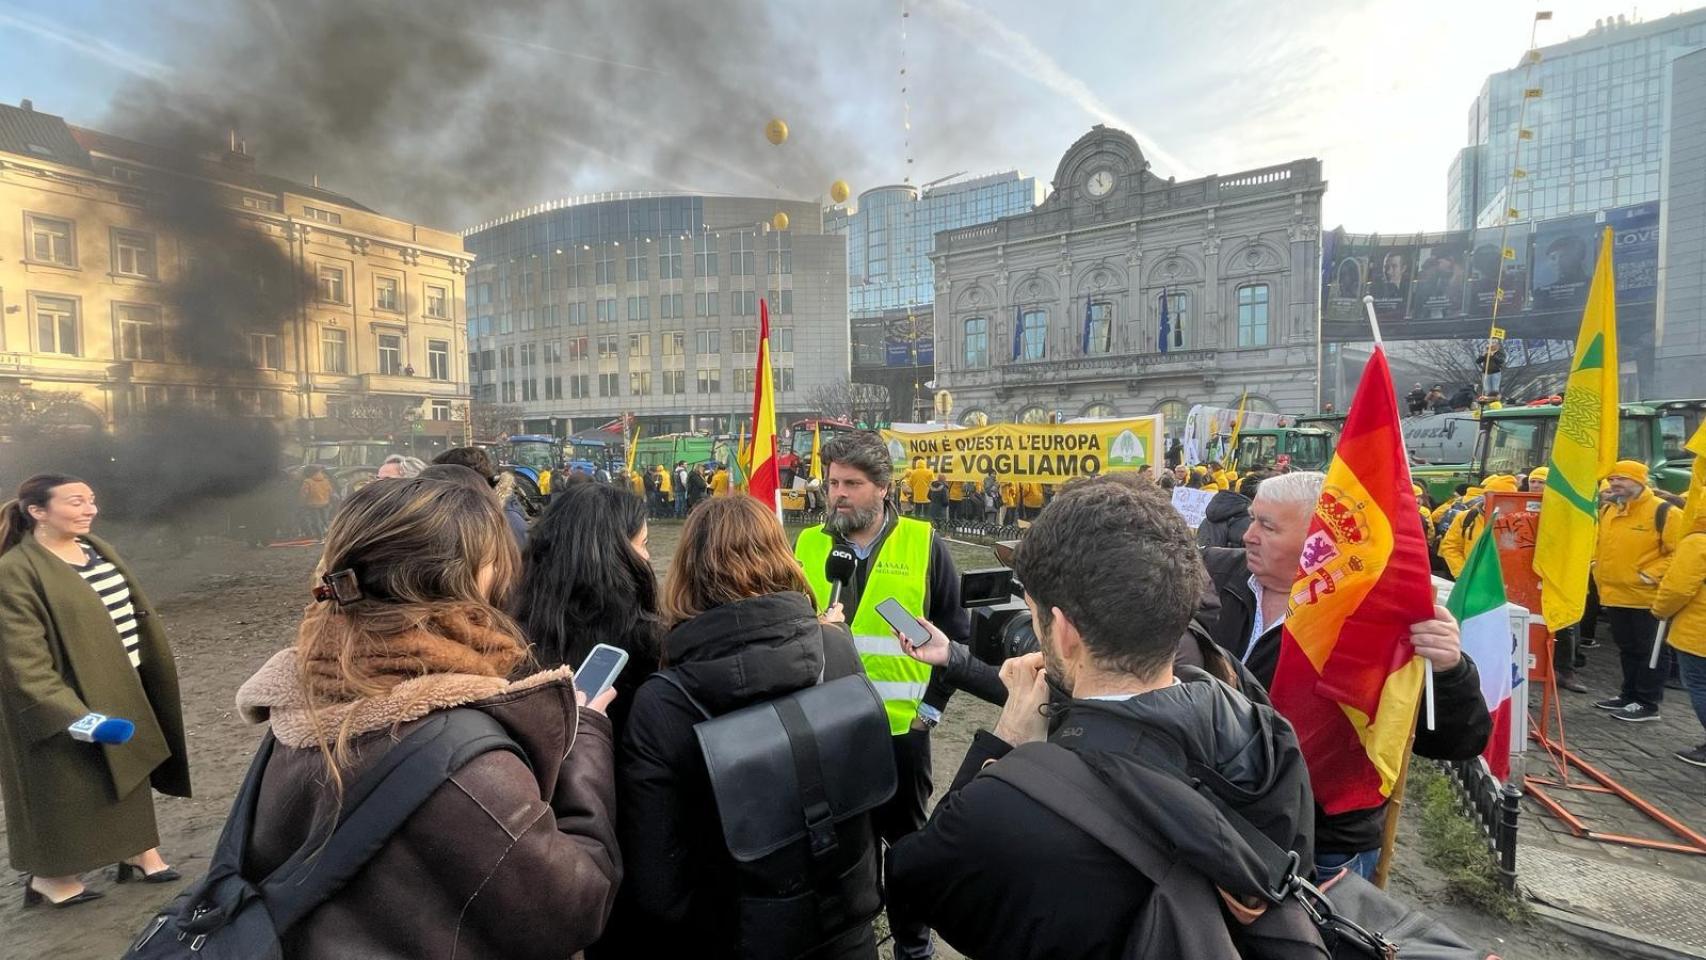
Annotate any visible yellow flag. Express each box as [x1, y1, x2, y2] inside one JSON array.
[[1683, 421, 1706, 531], [810, 423, 823, 482], [1534, 228, 1619, 632], [625, 424, 641, 474], [1226, 391, 1249, 472]]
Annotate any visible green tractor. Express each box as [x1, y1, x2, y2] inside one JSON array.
[[1230, 427, 1335, 473]]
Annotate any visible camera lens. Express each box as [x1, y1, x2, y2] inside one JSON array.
[[1001, 613, 1038, 660]]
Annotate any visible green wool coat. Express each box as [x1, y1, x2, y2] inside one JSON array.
[[0, 534, 191, 875]]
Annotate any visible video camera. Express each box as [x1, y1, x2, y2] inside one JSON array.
[[960, 540, 1039, 665]]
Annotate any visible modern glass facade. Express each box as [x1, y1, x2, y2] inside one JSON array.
[[1450, 10, 1706, 229]]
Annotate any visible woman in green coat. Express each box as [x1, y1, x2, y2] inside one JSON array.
[[0, 474, 190, 907]]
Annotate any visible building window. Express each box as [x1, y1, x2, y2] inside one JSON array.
[[732, 234, 756, 275], [1237, 284, 1270, 347], [765, 232, 793, 274], [1081, 402, 1118, 419], [1016, 405, 1050, 424], [660, 237, 684, 279], [1085, 302, 1114, 355], [521, 308, 537, 332], [567, 302, 587, 325], [662, 369, 686, 395], [249, 332, 283, 370], [626, 246, 648, 281], [662, 330, 686, 357], [431, 400, 452, 421], [732, 290, 757, 316], [597, 298, 617, 323], [570, 374, 591, 399], [697, 367, 722, 394], [116, 304, 163, 361], [775, 328, 793, 353], [734, 367, 754, 395], [320, 327, 348, 373], [659, 292, 684, 319], [597, 334, 620, 361], [522, 379, 538, 401], [1018, 309, 1047, 361], [695, 291, 720, 316], [695, 329, 720, 354], [378, 334, 405, 375], [766, 289, 794, 314], [629, 371, 652, 395], [776, 366, 795, 392], [694, 236, 718, 277], [318, 264, 346, 303], [629, 333, 652, 358], [599, 372, 621, 396], [568, 336, 589, 361], [1158, 292, 1190, 350], [627, 296, 650, 321], [33, 295, 79, 355], [112, 230, 157, 278], [963, 316, 988, 368], [27, 214, 75, 266], [960, 410, 990, 427], [303, 206, 342, 224], [732, 328, 757, 353], [425, 283, 449, 318], [597, 245, 616, 284], [375, 276, 400, 312], [428, 339, 450, 380], [241, 195, 278, 212]]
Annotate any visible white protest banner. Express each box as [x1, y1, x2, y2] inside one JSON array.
[[1170, 487, 1216, 529]]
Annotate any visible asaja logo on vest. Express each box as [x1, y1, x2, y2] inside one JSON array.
[[874, 558, 916, 577]]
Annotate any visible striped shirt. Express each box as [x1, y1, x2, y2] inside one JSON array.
[[72, 540, 141, 668]]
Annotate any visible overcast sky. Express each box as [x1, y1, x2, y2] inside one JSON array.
[[1, 0, 1698, 230]]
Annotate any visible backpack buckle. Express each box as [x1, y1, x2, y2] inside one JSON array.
[[803, 799, 839, 858]]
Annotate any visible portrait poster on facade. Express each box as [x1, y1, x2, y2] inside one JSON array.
[[1466, 227, 1528, 316], [1407, 232, 1472, 322], [1322, 235, 1418, 325], [880, 416, 1164, 484], [1529, 212, 1601, 312]]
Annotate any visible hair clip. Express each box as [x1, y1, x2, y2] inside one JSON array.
[[312, 568, 363, 604]]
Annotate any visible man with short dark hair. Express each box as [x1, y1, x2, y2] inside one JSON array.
[[432, 446, 527, 547], [888, 480, 1315, 959], [793, 430, 969, 960]]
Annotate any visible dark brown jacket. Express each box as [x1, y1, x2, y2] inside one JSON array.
[[236, 649, 620, 959]]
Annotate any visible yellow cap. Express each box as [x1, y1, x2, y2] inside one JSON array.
[[1527, 466, 1549, 483], [1484, 475, 1519, 494], [1606, 460, 1649, 486]]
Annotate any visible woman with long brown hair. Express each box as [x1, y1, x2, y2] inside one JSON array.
[[233, 477, 619, 958], [605, 494, 872, 959], [0, 473, 189, 908]]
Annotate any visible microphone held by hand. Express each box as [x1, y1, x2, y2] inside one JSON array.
[[825, 544, 857, 609], [68, 713, 136, 745]]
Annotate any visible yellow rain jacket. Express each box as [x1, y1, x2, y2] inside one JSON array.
[[1595, 489, 1683, 608], [1653, 515, 1706, 657]]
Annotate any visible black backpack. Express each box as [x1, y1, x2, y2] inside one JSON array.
[[651, 671, 897, 960], [124, 709, 523, 960]]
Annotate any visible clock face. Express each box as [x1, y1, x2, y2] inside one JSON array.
[[1086, 169, 1115, 198]]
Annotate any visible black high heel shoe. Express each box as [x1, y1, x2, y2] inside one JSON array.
[[21, 875, 104, 908], [115, 862, 181, 884]]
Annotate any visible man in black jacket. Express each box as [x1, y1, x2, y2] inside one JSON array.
[[1196, 473, 1262, 548], [887, 479, 1316, 960], [1202, 469, 1491, 879]]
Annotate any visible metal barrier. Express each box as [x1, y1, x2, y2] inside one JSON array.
[[1442, 757, 1521, 892]]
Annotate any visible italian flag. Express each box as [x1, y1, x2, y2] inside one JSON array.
[[1447, 529, 1513, 782]]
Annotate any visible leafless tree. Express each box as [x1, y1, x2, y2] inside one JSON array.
[[468, 400, 526, 442], [1399, 338, 1574, 403], [806, 378, 892, 425], [0, 387, 101, 440]]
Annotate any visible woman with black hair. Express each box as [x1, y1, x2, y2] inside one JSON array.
[[515, 478, 662, 734]]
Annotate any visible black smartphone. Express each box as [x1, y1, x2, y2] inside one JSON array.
[[875, 597, 932, 647], [573, 643, 630, 700]]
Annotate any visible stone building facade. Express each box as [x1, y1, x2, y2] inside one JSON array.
[[930, 127, 1324, 437]]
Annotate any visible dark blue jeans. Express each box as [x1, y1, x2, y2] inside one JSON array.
[[1677, 650, 1706, 739], [1315, 848, 1380, 882]]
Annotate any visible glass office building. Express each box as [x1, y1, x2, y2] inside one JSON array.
[[1449, 9, 1706, 230]]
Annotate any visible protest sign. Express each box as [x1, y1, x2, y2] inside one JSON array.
[[880, 417, 1163, 484], [1170, 486, 1216, 529]]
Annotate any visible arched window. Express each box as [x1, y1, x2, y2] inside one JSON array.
[[1155, 292, 1189, 351], [1237, 284, 1270, 347], [960, 409, 990, 427], [1244, 395, 1279, 415], [963, 317, 988, 368], [1081, 402, 1118, 419], [1085, 302, 1114, 355], [1018, 309, 1047, 361], [1154, 399, 1188, 441], [1016, 405, 1050, 424]]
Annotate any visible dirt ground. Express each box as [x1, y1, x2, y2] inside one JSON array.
[[2, 522, 1588, 960]]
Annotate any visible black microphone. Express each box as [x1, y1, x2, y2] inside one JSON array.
[[825, 544, 857, 609]]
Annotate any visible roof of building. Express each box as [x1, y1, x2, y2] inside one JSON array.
[[0, 100, 372, 213]]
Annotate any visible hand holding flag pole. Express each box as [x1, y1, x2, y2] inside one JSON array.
[[1364, 295, 1436, 732]]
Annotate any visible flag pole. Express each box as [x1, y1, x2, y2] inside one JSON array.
[[1373, 726, 1420, 889], [1365, 295, 1436, 731]]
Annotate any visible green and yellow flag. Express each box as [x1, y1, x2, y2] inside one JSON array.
[[1534, 227, 1619, 632]]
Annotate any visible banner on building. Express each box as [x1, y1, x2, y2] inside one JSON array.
[[1408, 233, 1473, 321], [1467, 227, 1528, 316], [880, 416, 1164, 483]]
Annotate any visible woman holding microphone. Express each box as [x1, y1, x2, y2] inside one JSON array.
[[0, 474, 190, 907]]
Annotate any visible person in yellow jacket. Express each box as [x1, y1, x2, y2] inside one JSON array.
[[1438, 476, 1518, 578], [628, 468, 645, 499], [1652, 505, 1706, 766], [710, 464, 730, 496], [1020, 480, 1045, 520], [1593, 460, 1684, 722], [945, 474, 966, 520], [1431, 483, 1474, 527], [998, 480, 1019, 526], [655, 463, 673, 505], [905, 461, 933, 516]]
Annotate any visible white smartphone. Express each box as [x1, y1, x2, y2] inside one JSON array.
[[573, 643, 630, 700]]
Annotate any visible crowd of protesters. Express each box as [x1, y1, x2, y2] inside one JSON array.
[[2, 418, 1700, 959]]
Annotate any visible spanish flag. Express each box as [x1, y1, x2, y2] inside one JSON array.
[[1534, 228, 1619, 632], [1270, 345, 1436, 815], [746, 299, 781, 516]]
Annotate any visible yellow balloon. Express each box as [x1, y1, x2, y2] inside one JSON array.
[[765, 118, 789, 146], [829, 179, 851, 204], [771, 211, 790, 231]]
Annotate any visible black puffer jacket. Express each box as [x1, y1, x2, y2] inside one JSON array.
[[601, 592, 868, 959], [888, 668, 1314, 960], [1196, 490, 1253, 548]]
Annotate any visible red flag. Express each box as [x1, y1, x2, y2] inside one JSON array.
[[1270, 345, 1435, 815], [746, 300, 781, 516]]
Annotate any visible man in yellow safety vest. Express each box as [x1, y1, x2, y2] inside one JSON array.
[[794, 430, 970, 960]]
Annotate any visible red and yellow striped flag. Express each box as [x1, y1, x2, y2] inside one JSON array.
[[1270, 345, 1436, 815], [746, 299, 781, 516]]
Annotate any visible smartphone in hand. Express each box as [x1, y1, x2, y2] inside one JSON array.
[[573, 643, 630, 701], [875, 597, 932, 647]]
